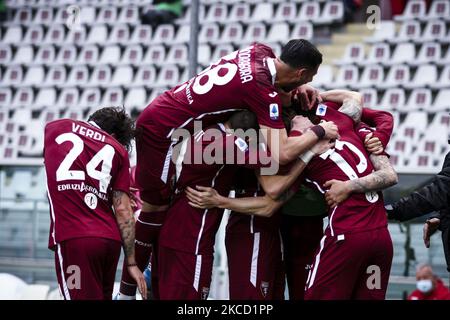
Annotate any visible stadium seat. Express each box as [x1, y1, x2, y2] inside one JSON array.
[[109, 24, 130, 44], [428, 112, 450, 135], [121, 45, 143, 65], [267, 22, 290, 44], [420, 20, 447, 42], [394, 0, 426, 21], [240, 23, 267, 45], [133, 65, 157, 87], [273, 2, 297, 22], [405, 64, 437, 89], [228, 3, 250, 22], [63, 108, 84, 121], [13, 46, 34, 65], [89, 65, 112, 87], [380, 88, 406, 110], [211, 44, 234, 63], [56, 88, 80, 109], [124, 87, 148, 111], [364, 21, 396, 43], [379, 64, 410, 89], [175, 5, 206, 25], [11, 7, 33, 25], [44, 66, 67, 87], [317, 1, 344, 24], [426, 0, 450, 21], [199, 23, 220, 44], [54, 7, 69, 25], [23, 26, 44, 44], [34, 88, 57, 109], [205, 3, 228, 23], [65, 65, 89, 87], [385, 43, 416, 66], [155, 65, 180, 87], [129, 25, 152, 44], [398, 111, 428, 143], [438, 46, 450, 66], [86, 25, 109, 44], [360, 88, 378, 108], [0, 89, 13, 109], [111, 66, 133, 86], [77, 45, 100, 65], [250, 3, 273, 22], [65, 26, 87, 45], [431, 89, 450, 111], [334, 43, 365, 66], [166, 44, 188, 66], [411, 42, 442, 66], [43, 24, 66, 44], [334, 65, 359, 88], [10, 88, 34, 109], [310, 65, 333, 89], [431, 65, 450, 89], [198, 44, 212, 66], [173, 24, 191, 44], [55, 45, 77, 65], [0, 45, 13, 65], [218, 23, 243, 45], [401, 88, 432, 111], [2, 66, 23, 87], [21, 66, 45, 87], [416, 133, 445, 158], [118, 6, 139, 25], [290, 23, 313, 40], [297, 1, 320, 22], [392, 21, 421, 44], [354, 64, 384, 89], [33, 7, 53, 25], [152, 24, 175, 44], [10, 108, 32, 129], [80, 6, 97, 25], [143, 44, 166, 65], [102, 87, 124, 106], [34, 45, 56, 65]]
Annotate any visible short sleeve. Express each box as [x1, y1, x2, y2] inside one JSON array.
[[112, 150, 131, 194], [244, 85, 285, 129]]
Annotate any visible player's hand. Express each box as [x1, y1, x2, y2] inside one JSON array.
[[423, 218, 440, 248], [311, 139, 335, 155], [127, 265, 147, 300], [186, 186, 221, 209], [129, 187, 142, 211], [364, 133, 383, 155], [324, 179, 351, 208], [297, 84, 321, 110], [319, 121, 340, 140]]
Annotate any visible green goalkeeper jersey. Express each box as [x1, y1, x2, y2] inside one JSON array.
[[282, 185, 327, 217]]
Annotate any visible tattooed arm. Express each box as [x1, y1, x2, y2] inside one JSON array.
[[185, 186, 296, 217], [324, 155, 398, 208], [113, 190, 147, 298], [320, 90, 363, 123]]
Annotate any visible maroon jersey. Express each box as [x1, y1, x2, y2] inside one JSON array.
[[159, 124, 268, 255], [138, 43, 285, 141], [44, 119, 130, 249], [298, 103, 391, 236]]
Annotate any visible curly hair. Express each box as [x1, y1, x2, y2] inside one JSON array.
[[88, 107, 135, 151]]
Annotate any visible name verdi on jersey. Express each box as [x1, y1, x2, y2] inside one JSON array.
[[238, 46, 253, 84], [72, 123, 106, 142], [57, 181, 108, 201]]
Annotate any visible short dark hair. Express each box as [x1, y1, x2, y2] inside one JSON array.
[[229, 110, 258, 131], [280, 39, 322, 70], [88, 107, 135, 151]]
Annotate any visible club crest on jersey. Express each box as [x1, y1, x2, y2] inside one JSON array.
[[260, 281, 270, 298], [201, 287, 210, 300], [235, 137, 248, 152], [316, 104, 327, 116], [269, 103, 279, 120]]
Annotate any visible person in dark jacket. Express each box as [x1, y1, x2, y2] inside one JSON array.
[[386, 150, 450, 271]]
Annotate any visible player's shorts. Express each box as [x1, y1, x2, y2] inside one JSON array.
[[280, 214, 324, 300], [135, 118, 177, 206], [226, 230, 285, 300], [54, 237, 121, 300], [158, 246, 213, 300], [304, 226, 393, 300]]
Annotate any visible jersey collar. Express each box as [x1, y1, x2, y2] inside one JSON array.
[[88, 121, 101, 129], [266, 58, 277, 85]]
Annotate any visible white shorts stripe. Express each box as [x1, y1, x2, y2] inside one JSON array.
[[193, 254, 202, 291], [136, 217, 162, 227], [57, 244, 71, 300], [307, 235, 326, 290], [329, 206, 338, 237], [250, 232, 260, 287]]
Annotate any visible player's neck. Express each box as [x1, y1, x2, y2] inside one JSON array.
[[273, 59, 292, 89]]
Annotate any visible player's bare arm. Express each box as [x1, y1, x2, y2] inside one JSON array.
[[186, 186, 294, 218], [113, 190, 147, 299], [324, 155, 398, 208], [257, 138, 336, 200], [321, 89, 363, 123], [260, 121, 338, 165]]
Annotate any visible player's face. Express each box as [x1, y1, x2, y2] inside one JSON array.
[[284, 66, 319, 92]]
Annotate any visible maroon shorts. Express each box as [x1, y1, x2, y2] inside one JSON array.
[[304, 227, 393, 300], [135, 123, 176, 206], [158, 246, 213, 300], [280, 215, 324, 300], [54, 237, 121, 300], [226, 230, 285, 300]]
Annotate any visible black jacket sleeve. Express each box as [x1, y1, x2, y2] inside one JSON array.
[[389, 151, 450, 222]]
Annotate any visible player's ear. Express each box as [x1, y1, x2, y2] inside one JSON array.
[[296, 68, 307, 78]]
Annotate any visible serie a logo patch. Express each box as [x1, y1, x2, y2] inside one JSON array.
[[269, 103, 279, 120], [316, 104, 327, 116], [260, 281, 270, 298]]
